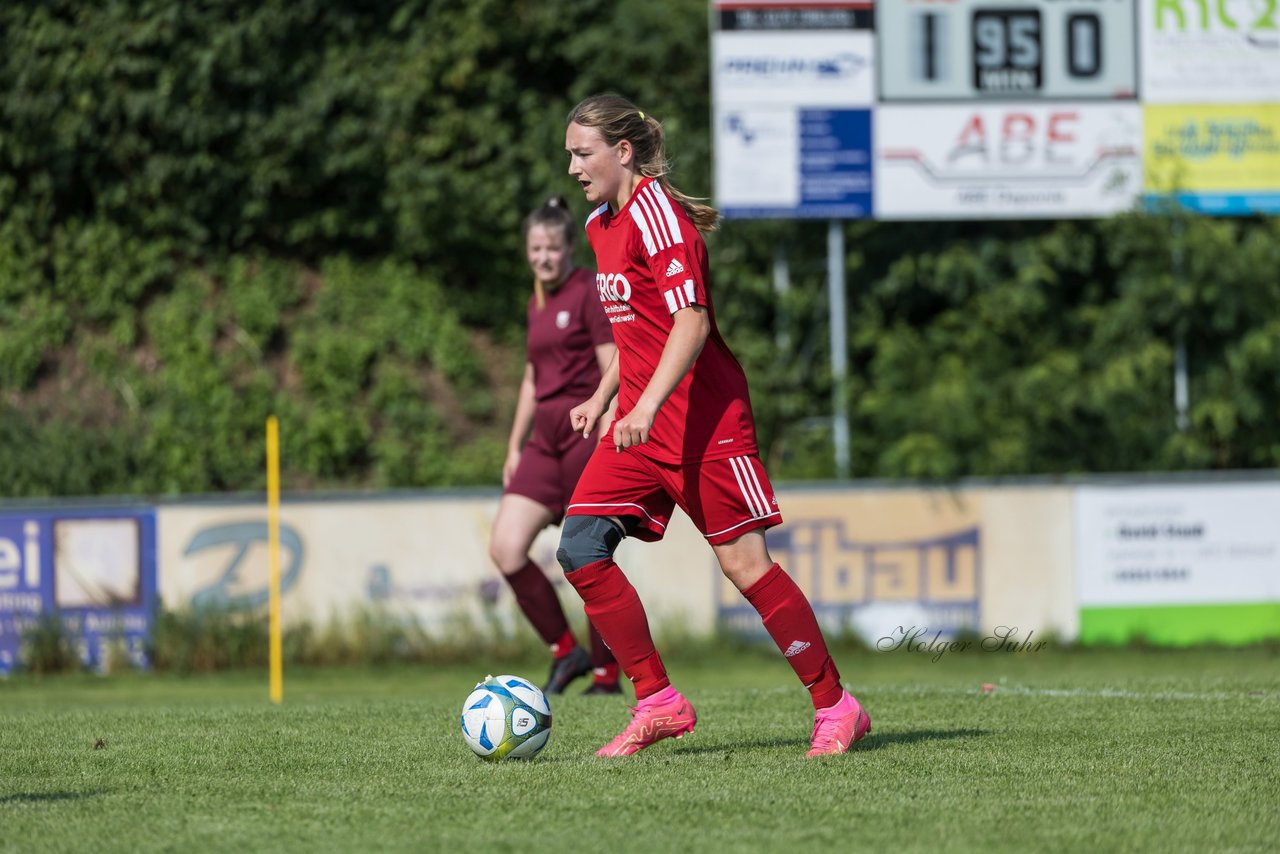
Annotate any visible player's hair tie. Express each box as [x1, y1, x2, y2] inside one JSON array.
[[638, 111, 645, 121]]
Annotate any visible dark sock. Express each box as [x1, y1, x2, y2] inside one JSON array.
[[503, 560, 575, 653]]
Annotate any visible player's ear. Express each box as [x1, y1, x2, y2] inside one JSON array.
[[616, 138, 634, 167]]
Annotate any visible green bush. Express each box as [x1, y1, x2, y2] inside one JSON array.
[[148, 606, 270, 674], [147, 604, 541, 673], [17, 614, 81, 676]]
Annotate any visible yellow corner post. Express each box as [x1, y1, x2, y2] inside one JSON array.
[[267, 416, 283, 704]]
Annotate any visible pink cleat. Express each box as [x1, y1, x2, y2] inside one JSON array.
[[806, 690, 871, 758], [596, 687, 697, 757]]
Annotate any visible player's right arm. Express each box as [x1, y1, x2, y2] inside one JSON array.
[[571, 349, 619, 439], [503, 362, 537, 487], [594, 342, 620, 443]]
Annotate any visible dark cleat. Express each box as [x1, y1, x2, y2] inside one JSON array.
[[543, 645, 592, 695]]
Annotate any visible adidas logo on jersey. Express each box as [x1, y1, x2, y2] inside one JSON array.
[[664, 258, 685, 278], [784, 640, 811, 658]]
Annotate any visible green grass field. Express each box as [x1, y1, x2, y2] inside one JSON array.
[[2, 645, 1277, 853]]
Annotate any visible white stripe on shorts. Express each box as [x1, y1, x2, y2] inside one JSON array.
[[729, 456, 769, 517], [705, 510, 781, 540], [566, 502, 666, 530]]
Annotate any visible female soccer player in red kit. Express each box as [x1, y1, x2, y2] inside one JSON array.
[[555, 95, 871, 757], [490, 197, 621, 695]]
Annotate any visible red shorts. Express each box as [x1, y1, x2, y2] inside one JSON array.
[[566, 443, 783, 545], [504, 395, 599, 522]]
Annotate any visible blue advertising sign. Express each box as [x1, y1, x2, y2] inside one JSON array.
[[0, 509, 156, 674], [800, 109, 873, 217], [712, 1, 876, 219], [0, 517, 43, 676]]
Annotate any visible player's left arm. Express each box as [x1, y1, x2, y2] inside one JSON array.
[[612, 306, 708, 451]]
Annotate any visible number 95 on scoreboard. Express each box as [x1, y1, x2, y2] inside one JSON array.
[[878, 0, 1137, 101]]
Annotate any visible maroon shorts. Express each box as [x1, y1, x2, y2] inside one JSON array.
[[504, 395, 600, 522], [566, 443, 783, 545]]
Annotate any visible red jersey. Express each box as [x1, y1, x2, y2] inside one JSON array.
[[584, 177, 759, 464], [527, 266, 613, 402]]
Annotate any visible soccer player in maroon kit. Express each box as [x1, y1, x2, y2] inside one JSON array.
[[490, 197, 621, 695], [555, 95, 871, 757]]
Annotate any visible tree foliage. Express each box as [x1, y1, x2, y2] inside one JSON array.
[[1, 1, 1277, 496]]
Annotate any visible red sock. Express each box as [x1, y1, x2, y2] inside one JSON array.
[[587, 619, 617, 673], [743, 564, 844, 710], [592, 663, 620, 685], [551, 628, 577, 660], [504, 561, 576, 654], [565, 559, 668, 700]]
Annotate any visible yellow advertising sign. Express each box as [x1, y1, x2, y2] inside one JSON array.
[[1144, 104, 1280, 213]]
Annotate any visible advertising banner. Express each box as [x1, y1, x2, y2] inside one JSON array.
[[156, 495, 715, 637], [0, 509, 156, 674], [720, 488, 985, 642], [1140, 0, 1280, 103], [1076, 483, 1280, 644], [154, 485, 1076, 650], [718, 485, 1076, 646], [159, 499, 527, 634], [874, 102, 1144, 219], [712, 1, 875, 218], [878, 0, 1138, 101], [1144, 103, 1280, 214]]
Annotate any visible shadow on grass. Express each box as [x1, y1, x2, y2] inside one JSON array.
[[858, 728, 990, 751], [0, 791, 103, 805], [673, 736, 809, 755], [671, 727, 990, 756]]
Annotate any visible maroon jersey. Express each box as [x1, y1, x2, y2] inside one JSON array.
[[527, 266, 613, 402], [584, 177, 759, 464]]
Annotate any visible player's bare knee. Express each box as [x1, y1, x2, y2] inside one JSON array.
[[556, 515, 625, 573], [489, 534, 527, 575], [713, 530, 773, 590], [720, 561, 770, 592]]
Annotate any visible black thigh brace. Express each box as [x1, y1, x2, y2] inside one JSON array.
[[556, 516, 626, 573]]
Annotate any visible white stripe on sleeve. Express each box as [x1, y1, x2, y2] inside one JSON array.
[[629, 205, 658, 256], [635, 190, 672, 253], [649, 184, 685, 246], [639, 186, 676, 249], [664, 289, 679, 313]]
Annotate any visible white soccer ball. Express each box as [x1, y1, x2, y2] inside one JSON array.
[[460, 674, 553, 761]]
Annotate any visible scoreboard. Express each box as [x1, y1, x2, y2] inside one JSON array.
[[878, 0, 1137, 100], [711, 0, 1280, 219]]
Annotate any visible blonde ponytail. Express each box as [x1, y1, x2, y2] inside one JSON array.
[[567, 94, 720, 233]]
